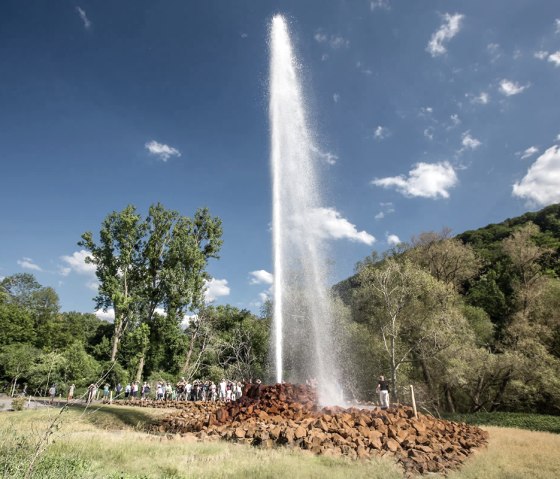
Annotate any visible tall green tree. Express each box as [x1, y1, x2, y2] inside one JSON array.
[[79, 203, 222, 370], [80, 205, 146, 362]]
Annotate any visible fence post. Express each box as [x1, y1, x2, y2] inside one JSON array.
[[410, 385, 418, 419]]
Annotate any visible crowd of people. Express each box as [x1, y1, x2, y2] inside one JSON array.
[[88, 378, 254, 403]]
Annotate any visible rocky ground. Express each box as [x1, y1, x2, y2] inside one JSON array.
[[120, 384, 488, 476]]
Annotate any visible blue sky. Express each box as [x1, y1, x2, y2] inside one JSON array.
[[1, 1, 560, 317]]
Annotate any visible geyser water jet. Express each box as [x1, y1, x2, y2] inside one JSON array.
[[269, 15, 342, 405]]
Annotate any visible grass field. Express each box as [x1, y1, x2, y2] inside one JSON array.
[[1, 404, 560, 478], [443, 411, 560, 434]]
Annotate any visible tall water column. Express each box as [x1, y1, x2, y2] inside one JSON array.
[[269, 15, 341, 405]]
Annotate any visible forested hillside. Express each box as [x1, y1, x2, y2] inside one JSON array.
[[333, 203, 560, 415]]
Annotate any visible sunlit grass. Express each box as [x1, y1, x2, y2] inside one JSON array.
[[1, 405, 560, 478]]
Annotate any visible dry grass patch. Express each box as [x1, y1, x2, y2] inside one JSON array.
[[448, 426, 560, 479]]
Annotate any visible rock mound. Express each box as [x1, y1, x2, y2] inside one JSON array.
[[125, 384, 488, 475]]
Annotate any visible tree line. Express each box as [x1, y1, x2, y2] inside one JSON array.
[[335, 205, 560, 415], [0, 203, 269, 397]]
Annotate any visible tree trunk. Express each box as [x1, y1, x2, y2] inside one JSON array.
[[445, 385, 456, 413], [181, 322, 200, 374], [490, 370, 512, 412], [390, 336, 398, 401], [110, 332, 120, 362], [135, 351, 145, 383]]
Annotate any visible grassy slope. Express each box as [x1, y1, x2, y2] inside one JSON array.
[[1, 405, 560, 478], [443, 412, 560, 434]]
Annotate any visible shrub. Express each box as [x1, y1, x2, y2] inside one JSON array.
[[11, 397, 26, 411]]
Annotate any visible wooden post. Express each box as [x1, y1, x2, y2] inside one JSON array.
[[109, 391, 113, 404], [410, 384, 418, 419]]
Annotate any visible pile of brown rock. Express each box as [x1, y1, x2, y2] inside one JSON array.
[[125, 384, 488, 475]]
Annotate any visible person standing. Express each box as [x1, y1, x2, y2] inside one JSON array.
[[67, 384, 75, 402], [48, 384, 56, 404], [376, 375, 390, 410], [87, 383, 96, 404]]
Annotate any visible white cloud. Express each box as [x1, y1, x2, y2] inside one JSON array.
[[76, 6, 91, 30], [321, 53, 329, 62], [513, 145, 560, 206], [60, 250, 96, 276], [419, 106, 433, 116], [145, 140, 181, 162], [426, 13, 464, 57], [499, 79, 529, 96], [86, 280, 99, 291], [305, 208, 375, 245], [534, 50, 549, 60], [556, 19, 560, 34], [333, 93, 340, 103], [461, 131, 481, 151], [95, 309, 115, 322], [240, 33, 248, 39], [556, 133, 560, 141], [372, 162, 458, 199], [17, 257, 43, 272], [387, 234, 401, 246], [374, 212, 385, 220], [204, 278, 230, 302], [310, 144, 338, 165], [259, 292, 270, 302], [374, 126, 389, 140], [519, 146, 539, 160], [370, 0, 390, 11], [548, 51, 560, 67], [471, 92, 490, 105], [314, 32, 349, 49], [249, 270, 273, 285], [450, 114, 461, 126]]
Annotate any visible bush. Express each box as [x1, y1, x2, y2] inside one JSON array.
[[11, 397, 25, 411]]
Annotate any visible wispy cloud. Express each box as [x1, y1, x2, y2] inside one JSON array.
[[499, 79, 529, 96], [534, 50, 549, 60], [304, 208, 375, 245], [249, 270, 273, 285], [204, 278, 230, 303], [374, 125, 390, 140], [310, 144, 338, 165], [460, 131, 481, 152], [487, 43, 501, 62], [372, 162, 458, 199], [76, 6, 91, 30], [374, 202, 395, 220], [556, 18, 560, 34], [314, 31, 350, 49], [17, 257, 43, 272], [470, 92, 490, 105], [426, 13, 464, 57], [333, 93, 340, 103], [370, 0, 390, 11], [145, 140, 181, 162], [424, 128, 434, 141], [513, 145, 560, 206], [450, 114, 461, 127], [518, 146, 539, 160]]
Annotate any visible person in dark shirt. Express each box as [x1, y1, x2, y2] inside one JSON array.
[[376, 375, 390, 409]]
